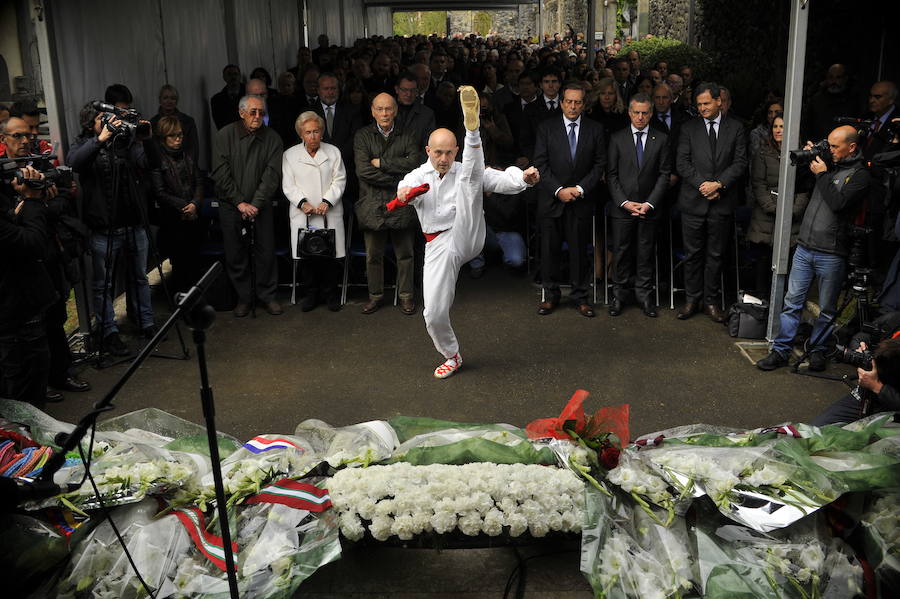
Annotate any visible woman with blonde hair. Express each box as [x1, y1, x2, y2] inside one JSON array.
[[586, 77, 628, 135], [282, 111, 346, 311]]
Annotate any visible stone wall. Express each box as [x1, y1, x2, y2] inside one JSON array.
[[541, 0, 587, 38], [448, 8, 537, 40], [648, 0, 703, 43]]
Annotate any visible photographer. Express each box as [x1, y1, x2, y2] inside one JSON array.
[[758, 125, 871, 372], [0, 166, 58, 406], [811, 327, 900, 426], [1, 117, 90, 396], [68, 94, 156, 357]]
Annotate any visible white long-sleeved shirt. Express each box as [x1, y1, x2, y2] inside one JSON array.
[[398, 160, 531, 234]]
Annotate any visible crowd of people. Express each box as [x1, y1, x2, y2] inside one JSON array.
[[1, 31, 898, 410]]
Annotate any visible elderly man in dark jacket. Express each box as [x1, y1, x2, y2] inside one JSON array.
[[211, 94, 284, 317], [758, 125, 871, 372], [353, 92, 422, 315]]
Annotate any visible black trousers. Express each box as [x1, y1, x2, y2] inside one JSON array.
[[0, 318, 50, 406], [540, 206, 593, 304], [45, 294, 72, 386], [300, 257, 342, 299], [681, 212, 733, 305], [810, 393, 870, 427], [611, 215, 658, 303], [158, 216, 203, 294], [219, 203, 277, 304]]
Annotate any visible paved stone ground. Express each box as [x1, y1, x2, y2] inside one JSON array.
[[43, 266, 852, 597]]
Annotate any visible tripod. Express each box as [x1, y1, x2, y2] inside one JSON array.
[[791, 267, 875, 381], [92, 134, 190, 367]]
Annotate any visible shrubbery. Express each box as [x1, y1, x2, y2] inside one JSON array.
[[618, 37, 716, 82]]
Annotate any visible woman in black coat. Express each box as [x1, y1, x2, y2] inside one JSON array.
[[151, 116, 204, 293]]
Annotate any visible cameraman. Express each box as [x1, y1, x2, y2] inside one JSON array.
[[811, 331, 900, 426], [1, 117, 90, 395], [68, 94, 156, 357], [758, 125, 871, 372], [0, 166, 58, 406]]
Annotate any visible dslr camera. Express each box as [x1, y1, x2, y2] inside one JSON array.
[[789, 139, 831, 167], [833, 343, 874, 369]]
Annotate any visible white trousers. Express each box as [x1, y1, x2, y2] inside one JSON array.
[[423, 131, 485, 358]]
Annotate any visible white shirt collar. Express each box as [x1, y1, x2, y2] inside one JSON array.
[[376, 123, 394, 137], [321, 101, 335, 111], [544, 94, 559, 107], [707, 112, 722, 127], [564, 115, 582, 128], [631, 124, 649, 135]]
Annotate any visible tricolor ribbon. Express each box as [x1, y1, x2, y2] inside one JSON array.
[[759, 425, 802, 438], [173, 506, 238, 571], [241, 436, 305, 454], [244, 478, 332, 512]]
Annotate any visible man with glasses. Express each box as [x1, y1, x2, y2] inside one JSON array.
[[394, 71, 435, 149], [211, 94, 284, 317]]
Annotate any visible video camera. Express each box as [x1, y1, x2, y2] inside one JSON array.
[[0, 154, 73, 191], [834, 116, 900, 141], [92, 101, 151, 143]]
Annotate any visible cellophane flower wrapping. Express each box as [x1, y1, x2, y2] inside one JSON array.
[[694, 504, 863, 599], [196, 434, 318, 509], [580, 485, 698, 599], [293, 419, 398, 468], [51, 498, 191, 599], [387, 416, 557, 465], [51, 442, 210, 511], [328, 462, 584, 541], [859, 488, 900, 595]]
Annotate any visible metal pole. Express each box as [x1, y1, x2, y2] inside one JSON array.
[[31, 0, 66, 160], [587, 0, 596, 64], [766, 0, 809, 342]]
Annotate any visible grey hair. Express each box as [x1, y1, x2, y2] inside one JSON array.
[[238, 94, 267, 112], [295, 110, 324, 134]]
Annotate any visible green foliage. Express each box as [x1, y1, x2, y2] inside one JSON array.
[[616, 0, 638, 39], [393, 11, 447, 36], [473, 11, 492, 36], [619, 37, 715, 81]]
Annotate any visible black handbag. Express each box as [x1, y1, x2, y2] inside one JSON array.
[[727, 298, 769, 339], [297, 210, 336, 259]]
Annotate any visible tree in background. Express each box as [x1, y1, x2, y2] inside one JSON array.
[[393, 11, 447, 36]]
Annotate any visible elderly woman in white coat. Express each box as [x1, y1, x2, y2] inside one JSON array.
[[282, 111, 346, 311]]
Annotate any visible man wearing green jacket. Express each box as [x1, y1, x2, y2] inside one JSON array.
[[354, 92, 422, 315], [212, 94, 284, 317]]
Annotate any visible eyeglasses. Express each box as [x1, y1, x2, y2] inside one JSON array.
[[243, 109, 267, 116], [166, 132, 184, 139], [6, 132, 38, 140]]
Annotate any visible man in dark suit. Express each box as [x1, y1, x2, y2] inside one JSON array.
[[612, 58, 634, 104], [507, 71, 540, 168], [520, 68, 563, 162], [313, 73, 363, 168], [394, 71, 436, 149], [210, 64, 244, 130], [533, 82, 607, 317], [675, 82, 748, 322], [607, 93, 672, 317]]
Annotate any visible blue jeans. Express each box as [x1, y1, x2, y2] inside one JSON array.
[[468, 226, 526, 270], [91, 228, 154, 336], [772, 245, 845, 355]]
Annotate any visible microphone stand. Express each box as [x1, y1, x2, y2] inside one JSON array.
[[37, 261, 241, 599]]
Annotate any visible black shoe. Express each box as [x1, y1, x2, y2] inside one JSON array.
[[469, 265, 485, 279], [51, 376, 91, 392], [608, 297, 623, 317], [141, 325, 159, 340], [640, 299, 658, 318], [102, 332, 130, 357], [808, 350, 827, 372], [756, 350, 789, 371], [326, 294, 341, 312], [45, 390, 64, 403], [301, 294, 318, 312]]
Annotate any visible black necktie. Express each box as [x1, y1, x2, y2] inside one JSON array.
[[708, 120, 717, 156], [548, 100, 556, 111], [635, 131, 644, 168]]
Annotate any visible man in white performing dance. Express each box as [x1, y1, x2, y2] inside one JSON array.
[[394, 86, 540, 378]]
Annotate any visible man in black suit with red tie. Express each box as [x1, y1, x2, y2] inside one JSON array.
[[607, 93, 672, 317], [533, 82, 607, 317], [675, 82, 748, 322]]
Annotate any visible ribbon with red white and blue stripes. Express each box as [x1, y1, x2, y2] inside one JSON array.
[[244, 478, 332, 512], [173, 506, 238, 572], [241, 436, 305, 454]]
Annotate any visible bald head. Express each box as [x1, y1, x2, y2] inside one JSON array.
[[827, 125, 859, 163], [371, 92, 398, 129], [246, 78, 267, 97], [1, 117, 33, 158], [426, 128, 458, 176]]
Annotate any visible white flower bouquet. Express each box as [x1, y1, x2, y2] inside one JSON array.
[[580, 486, 697, 599], [695, 516, 863, 599], [293, 419, 398, 468], [328, 462, 585, 541], [859, 489, 900, 594]]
